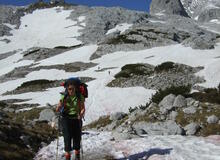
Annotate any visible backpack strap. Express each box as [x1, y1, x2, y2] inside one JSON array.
[[77, 98, 85, 121]]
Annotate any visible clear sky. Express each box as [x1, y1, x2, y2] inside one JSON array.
[[0, 0, 152, 12]]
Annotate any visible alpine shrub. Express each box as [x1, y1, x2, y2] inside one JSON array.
[[190, 87, 220, 104], [151, 85, 191, 104], [155, 61, 175, 72]]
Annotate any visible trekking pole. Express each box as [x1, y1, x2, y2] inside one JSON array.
[[55, 114, 60, 160], [56, 133, 59, 160], [81, 140, 83, 160], [80, 118, 84, 160]]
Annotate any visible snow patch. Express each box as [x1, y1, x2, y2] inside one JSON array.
[[106, 23, 133, 35], [34, 131, 220, 160], [0, 7, 83, 54]]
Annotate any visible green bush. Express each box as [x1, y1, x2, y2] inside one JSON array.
[[115, 64, 153, 78], [151, 85, 191, 104], [218, 83, 220, 93], [26, 2, 50, 12], [115, 70, 131, 78], [18, 79, 54, 89], [190, 87, 220, 104], [128, 106, 138, 113], [155, 61, 175, 72]]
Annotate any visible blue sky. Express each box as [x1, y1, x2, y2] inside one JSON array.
[[0, 0, 152, 12]]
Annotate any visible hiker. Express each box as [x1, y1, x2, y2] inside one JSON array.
[[56, 79, 85, 160]]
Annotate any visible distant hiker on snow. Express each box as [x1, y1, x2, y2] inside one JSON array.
[[56, 78, 87, 160]]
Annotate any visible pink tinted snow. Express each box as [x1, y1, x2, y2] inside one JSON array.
[[148, 155, 168, 160], [205, 135, 220, 145]]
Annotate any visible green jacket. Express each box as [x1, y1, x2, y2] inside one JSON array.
[[61, 94, 84, 118]]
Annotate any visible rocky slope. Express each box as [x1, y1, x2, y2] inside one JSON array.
[[0, 101, 57, 160], [150, 0, 189, 17], [85, 92, 220, 140], [181, 0, 220, 22]]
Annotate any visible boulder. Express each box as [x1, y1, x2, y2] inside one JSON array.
[[38, 109, 55, 122], [110, 112, 127, 121], [207, 115, 219, 124], [173, 95, 186, 108], [132, 120, 185, 135], [183, 106, 197, 114], [184, 123, 200, 135], [159, 94, 176, 114], [169, 111, 178, 120]]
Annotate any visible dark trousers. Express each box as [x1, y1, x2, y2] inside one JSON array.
[[61, 116, 82, 152]]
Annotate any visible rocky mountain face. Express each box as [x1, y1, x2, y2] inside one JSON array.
[[150, 0, 189, 17], [181, 0, 220, 22]]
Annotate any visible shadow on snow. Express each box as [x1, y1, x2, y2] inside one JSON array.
[[117, 148, 173, 160]]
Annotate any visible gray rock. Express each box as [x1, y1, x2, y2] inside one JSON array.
[[159, 94, 176, 114], [184, 123, 200, 135], [183, 106, 197, 114], [186, 98, 196, 106], [207, 115, 219, 124], [173, 95, 186, 108], [3, 107, 14, 113], [0, 6, 25, 37], [181, 0, 220, 21], [169, 111, 178, 120], [105, 121, 118, 131], [182, 36, 215, 49], [148, 102, 159, 109], [38, 109, 55, 122], [132, 120, 184, 135], [198, 8, 220, 23], [110, 112, 127, 121], [150, 0, 189, 17]]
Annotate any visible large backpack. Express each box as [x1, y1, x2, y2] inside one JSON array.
[[60, 77, 88, 99], [58, 77, 88, 114]]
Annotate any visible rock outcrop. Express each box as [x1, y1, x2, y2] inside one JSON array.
[[150, 0, 189, 17]]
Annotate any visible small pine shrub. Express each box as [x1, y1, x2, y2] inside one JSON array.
[[191, 87, 220, 104], [129, 106, 138, 113], [115, 70, 131, 78], [218, 83, 220, 93], [155, 61, 175, 72], [115, 64, 153, 78], [18, 79, 53, 89], [151, 85, 191, 104]]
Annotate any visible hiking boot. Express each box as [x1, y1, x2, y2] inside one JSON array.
[[65, 153, 71, 160], [75, 154, 80, 160], [75, 150, 80, 160]]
